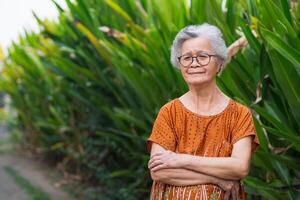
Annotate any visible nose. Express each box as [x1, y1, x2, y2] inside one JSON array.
[[190, 57, 200, 68]]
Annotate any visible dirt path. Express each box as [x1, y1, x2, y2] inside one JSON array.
[[0, 159, 30, 200], [0, 153, 77, 200], [0, 154, 75, 200], [0, 124, 75, 200]]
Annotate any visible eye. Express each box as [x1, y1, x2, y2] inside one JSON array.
[[197, 54, 209, 60], [183, 56, 192, 61]]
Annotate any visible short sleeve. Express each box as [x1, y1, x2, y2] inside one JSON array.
[[231, 105, 260, 154], [146, 105, 177, 154]]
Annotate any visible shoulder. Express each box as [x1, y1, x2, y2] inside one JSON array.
[[231, 99, 253, 117], [156, 98, 179, 119], [159, 98, 178, 111]]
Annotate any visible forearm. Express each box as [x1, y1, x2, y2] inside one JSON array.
[[151, 168, 228, 186], [181, 155, 247, 180]]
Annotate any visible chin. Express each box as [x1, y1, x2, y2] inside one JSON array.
[[186, 77, 211, 85]]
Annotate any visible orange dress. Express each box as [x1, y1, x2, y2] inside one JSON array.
[[147, 98, 260, 200]]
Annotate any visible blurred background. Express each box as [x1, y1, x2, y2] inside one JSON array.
[[0, 0, 299, 199]]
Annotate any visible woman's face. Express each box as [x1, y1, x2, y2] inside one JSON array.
[[179, 37, 221, 86]]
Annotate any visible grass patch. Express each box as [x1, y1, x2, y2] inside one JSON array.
[[0, 139, 13, 154], [3, 166, 52, 200], [0, 127, 23, 154]]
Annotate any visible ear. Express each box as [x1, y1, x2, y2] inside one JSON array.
[[216, 61, 223, 75], [218, 62, 223, 72]]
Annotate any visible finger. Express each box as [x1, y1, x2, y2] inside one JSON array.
[[149, 154, 162, 164], [151, 163, 166, 172], [148, 159, 162, 169], [149, 155, 163, 166], [148, 157, 155, 167], [148, 158, 154, 168], [148, 159, 159, 169], [148, 155, 163, 167]]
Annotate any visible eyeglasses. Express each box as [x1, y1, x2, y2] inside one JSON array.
[[177, 53, 218, 67]]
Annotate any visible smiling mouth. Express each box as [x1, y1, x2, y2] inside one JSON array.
[[188, 71, 206, 74]]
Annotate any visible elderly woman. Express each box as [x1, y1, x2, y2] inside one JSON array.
[[147, 23, 260, 200]]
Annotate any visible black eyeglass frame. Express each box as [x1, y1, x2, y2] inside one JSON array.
[[177, 53, 219, 67]]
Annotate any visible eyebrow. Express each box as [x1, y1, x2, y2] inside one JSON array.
[[181, 50, 212, 56]]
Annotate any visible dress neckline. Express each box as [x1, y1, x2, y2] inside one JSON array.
[[175, 97, 233, 118]]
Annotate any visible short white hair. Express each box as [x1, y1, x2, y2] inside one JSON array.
[[170, 23, 228, 71]]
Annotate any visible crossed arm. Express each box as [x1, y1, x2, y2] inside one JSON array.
[[149, 144, 226, 187], [148, 136, 254, 186]]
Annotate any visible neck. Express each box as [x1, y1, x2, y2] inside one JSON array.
[[187, 80, 223, 111]]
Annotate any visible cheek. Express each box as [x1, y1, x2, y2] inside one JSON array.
[[207, 63, 220, 74], [180, 68, 188, 77], [208, 66, 218, 75]]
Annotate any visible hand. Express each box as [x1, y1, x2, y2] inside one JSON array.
[[217, 179, 240, 200], [148, 150, 183, 172]]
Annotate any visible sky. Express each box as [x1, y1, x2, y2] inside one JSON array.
[[0, 0, 66, 52]]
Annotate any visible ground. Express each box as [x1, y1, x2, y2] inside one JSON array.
[[0, 124, 75, 200]]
